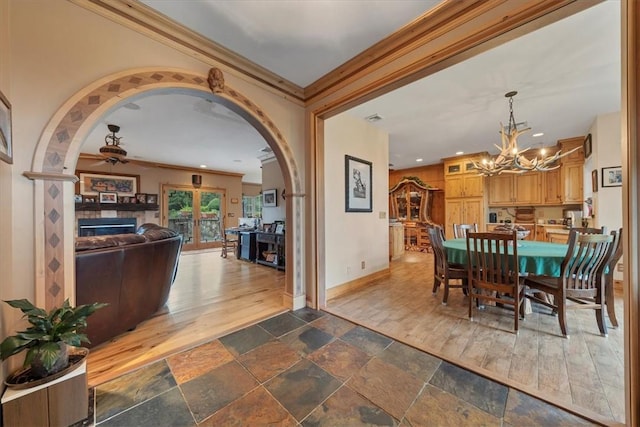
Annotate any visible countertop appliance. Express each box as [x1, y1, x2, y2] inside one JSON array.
[[563, 209, 583, 228]]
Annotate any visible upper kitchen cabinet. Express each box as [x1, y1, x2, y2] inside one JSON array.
[[558, 137, 585, 204], [389, 177, 437, 223], [443, 153, 487, 198], [488, 172, 542, 206]]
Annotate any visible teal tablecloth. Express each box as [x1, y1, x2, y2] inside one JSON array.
[[443, 238, 569, 277]]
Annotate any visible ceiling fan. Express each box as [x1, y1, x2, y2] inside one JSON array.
[[99, 124, 128, 165]]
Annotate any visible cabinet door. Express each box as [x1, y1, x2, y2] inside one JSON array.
[[463, 174, 484, 197], [543, 169, 562, 205], [463, 198, 484, 226], [488, 175, 514, 205], [445, 175, 464, 198], [444, 199, 463, 239], [562, 163, 583, 203], [515, 172, 542, 204]]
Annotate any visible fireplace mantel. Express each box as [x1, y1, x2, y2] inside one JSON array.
[[75, 203, 159, 212]]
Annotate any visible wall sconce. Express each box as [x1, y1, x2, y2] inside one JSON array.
[[192, 174, 202, 188]]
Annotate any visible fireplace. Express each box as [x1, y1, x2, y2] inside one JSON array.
[[78, 218, 137, 237]]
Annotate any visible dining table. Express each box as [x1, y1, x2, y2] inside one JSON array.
[[443, 238, 569, 277]]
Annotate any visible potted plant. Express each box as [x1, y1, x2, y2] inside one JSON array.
[[0, 298, 107, 382]]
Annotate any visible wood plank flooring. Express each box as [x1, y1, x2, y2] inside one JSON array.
[[86, 250, 287, 387], [326, 251, 625, 425]]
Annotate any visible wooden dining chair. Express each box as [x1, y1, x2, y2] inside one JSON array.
[[428, 225, 467, 305], [602, 228, 622, 328], [453, 223, 478, 239], [220, 219, 238, 258], [524, 231, 615, 337], [466, 230, 525, 333], [571, 226, 607, 234]]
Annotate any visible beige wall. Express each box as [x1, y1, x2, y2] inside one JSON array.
[[261, 158, 286, 224], [324, 113, 389, 289], [2, 0, 305, 377]]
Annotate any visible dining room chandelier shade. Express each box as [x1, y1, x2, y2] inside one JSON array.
[[471, 91, 579, 176]]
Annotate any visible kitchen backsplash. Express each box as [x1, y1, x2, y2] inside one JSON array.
[[488, 206, 565, 224]]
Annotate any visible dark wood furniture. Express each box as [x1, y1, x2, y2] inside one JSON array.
[[524, 230, 615, 337], [255, 232, 285, 270], [429, 225, 467, 305], [452, 223, 478, 239], [466, 231, 526, 333]]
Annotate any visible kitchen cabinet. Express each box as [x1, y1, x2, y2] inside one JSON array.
[[445, 198, 484, 240], [562, 162, 584, 204], [488, 172, 542, 206], [445, 174, 484, 198], [542, 168, 562, 205]]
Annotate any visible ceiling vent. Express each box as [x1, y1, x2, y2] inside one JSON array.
[[260, 146, 273, 153], [365, 113, 383, 123]]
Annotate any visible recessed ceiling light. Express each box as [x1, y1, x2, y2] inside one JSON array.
[[416, 158, 423, 162], [200, 164, 207, 168], [532, 133, 544, 137], [456, 151, 464, 155]]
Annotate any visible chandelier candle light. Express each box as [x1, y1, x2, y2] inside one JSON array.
[[471, 91, 580, 176]]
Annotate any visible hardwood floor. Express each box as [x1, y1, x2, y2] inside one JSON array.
[[86, 249, 287, 387], [325, 251, 625, 425]]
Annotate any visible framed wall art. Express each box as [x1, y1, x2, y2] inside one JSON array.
[[583, 133, 592, 159], [602, 166, 622, 187], [77, 171, 139, 197], [345, 155, 372, 212], [0, 90, 12, 164], [591, 169, 598, 192], [263, 189, 277, 207], [99, 192, 118, 204]]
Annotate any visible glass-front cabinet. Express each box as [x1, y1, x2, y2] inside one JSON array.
[[389, 178, 432, 223]]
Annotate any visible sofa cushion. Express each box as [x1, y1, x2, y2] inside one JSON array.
[[137, 223, 179, 241], [75, 233, 147, 251]]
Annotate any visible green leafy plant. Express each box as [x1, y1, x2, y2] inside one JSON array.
[[0, 299, 107, 377]]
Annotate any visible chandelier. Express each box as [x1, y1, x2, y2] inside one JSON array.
[[471, 91, 579, 176], [99, 124, 128, 165]]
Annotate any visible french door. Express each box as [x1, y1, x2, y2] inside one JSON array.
[[162, 185, 226, 251]]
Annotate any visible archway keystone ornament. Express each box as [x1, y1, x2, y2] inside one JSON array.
[[28, 68, 304, 311]]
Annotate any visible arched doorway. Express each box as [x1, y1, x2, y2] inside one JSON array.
[[26, 67, 305, 311]]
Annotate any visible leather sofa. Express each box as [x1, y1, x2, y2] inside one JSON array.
[[75, 223, 182, 347]]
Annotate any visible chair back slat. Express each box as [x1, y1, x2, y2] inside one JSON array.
[[453, 223, 478, 239], [563, 233, 613, 291], [466, 231, 519, 291], [428, 226, 447, 277]]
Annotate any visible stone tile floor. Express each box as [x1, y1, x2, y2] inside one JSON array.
[[85, 309, 597, 426]]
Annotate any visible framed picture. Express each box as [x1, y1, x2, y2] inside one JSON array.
[[135, 193, 147, 204], [602, 166, 622, 187], [345, 155, 372, 212], [82, 195, 97, 203], [583, 133, 592, 159], [118, 196, 130, 203], [74, 194, 83, 203], [275, 223, 284, 234], [99, 192, 118, 204], [0, 90, 12, 164], [591, 169, 598, 192], [263, 189, 277, 207], [77, 171, 139, 197], [146, 194, 158, 204]]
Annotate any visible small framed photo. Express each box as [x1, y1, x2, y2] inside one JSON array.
[[275, 223, 284, 234], [99, 192, 118, 204], [591, 169, 598, 192], [118, 196, 130, 203], [0, 90, 12, 164], [74, 194, 83, 203], [83, 195, 97, 203], [135, 193, 147, 204], [345, 155, 372, 212], [146, 194, 158, 204], [602, 166, 622, 187], [583, 133, 592, 159], [263, 189, 277, 207]]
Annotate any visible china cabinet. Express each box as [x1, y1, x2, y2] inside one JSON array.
[[389, 178, 434, 223]]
